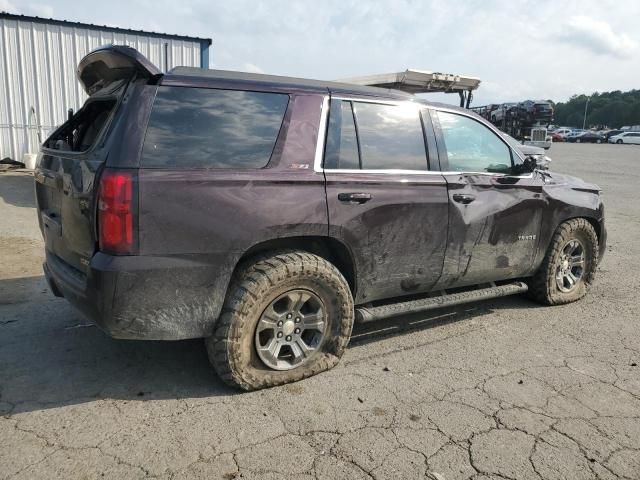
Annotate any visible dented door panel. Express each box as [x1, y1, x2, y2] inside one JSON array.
[[436, 172, 546, 288], [326, 172, 449, 303]]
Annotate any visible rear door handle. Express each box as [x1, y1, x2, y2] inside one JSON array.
[[338, 192, 372, 204], [452, 193, 475, 204]]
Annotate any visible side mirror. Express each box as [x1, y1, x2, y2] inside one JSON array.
[[512, 156, 537, 175], [530, 154, 551, 171], [524, 156, 538, 172]]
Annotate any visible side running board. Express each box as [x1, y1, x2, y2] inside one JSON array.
[[355, 281, 528, 323]]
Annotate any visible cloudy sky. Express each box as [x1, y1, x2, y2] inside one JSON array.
[[3, 0, 639, 105]]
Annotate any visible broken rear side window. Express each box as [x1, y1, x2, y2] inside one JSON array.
[[44, 99, 116, 152], [142, 87, 289, 169]]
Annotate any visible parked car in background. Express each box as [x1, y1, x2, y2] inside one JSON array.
[[565, 130, 586, 141], [520, 100, 554, 124], [490, 103, 517, 124], [553, 128, 574, 138], [549, 131, 565, 142], [604, 129, 625, 141], [609, 132, 640, 144], [567, 131, 605, 143]]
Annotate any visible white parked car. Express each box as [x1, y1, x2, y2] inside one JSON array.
[[553, 128, 574, 138], [609, 132, 640, 144]]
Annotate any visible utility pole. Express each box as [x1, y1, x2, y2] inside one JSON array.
[[582, 96, 591, 130]]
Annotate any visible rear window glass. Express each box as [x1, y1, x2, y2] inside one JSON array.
[[142, 87, 289, 169], [354, 102, 427, 170]]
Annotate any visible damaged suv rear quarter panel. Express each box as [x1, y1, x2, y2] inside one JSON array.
[[110, 93, 329, 339]]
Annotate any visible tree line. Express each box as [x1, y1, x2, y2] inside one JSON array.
[[553, 90, 640, 129]]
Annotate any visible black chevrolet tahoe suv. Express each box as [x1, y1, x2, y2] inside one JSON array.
[[36, 46, 606, 390]]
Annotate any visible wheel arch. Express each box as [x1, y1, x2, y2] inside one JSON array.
[[232, 236, 357, 296], [533, 212, 603, 275]]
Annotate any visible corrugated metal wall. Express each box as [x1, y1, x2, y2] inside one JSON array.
[[0, 16, 205, 162]]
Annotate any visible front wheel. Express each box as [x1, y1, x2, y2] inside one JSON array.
[[616, 139, 623, 144], [528, 219, 598, 305], [206, 251, 354, 390], [576, 138, 581, 143]]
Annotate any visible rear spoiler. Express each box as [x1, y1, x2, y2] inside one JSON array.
[[77, 45, 162, 95]]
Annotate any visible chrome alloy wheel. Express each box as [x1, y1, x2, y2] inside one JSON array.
[[254, 289, 327, 370], [555, 239, 586, 293]]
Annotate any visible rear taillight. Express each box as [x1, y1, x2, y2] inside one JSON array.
[[98, 169, 136, 254]]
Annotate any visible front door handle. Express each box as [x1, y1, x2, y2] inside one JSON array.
[[338, 192, 372, 204], [452, 193, 475, 204]]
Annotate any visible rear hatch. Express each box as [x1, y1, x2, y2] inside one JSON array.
[[35, 46, 161, 274]]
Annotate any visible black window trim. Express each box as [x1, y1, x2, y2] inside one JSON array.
[[349, 101, 364, 170]]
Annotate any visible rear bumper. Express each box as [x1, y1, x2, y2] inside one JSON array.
[[44, 250, 236, 340]]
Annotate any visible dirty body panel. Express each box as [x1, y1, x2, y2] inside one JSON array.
[[436, 172, 546, 287], [106, 92, 328, 339], [426, 107, 604, 290], [322, 95, 448, 303], [39, 46, 606, 342]]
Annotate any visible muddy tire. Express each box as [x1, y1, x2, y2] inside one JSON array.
[[206, 250, 354, 391], [528, 218, 598, 305]]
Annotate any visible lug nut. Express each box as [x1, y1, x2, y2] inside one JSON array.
[[286, 313, 292, 319], [277, 321, 283, 327], [294, 328, 300, 334], [277, 332, 283, 338], [286, 335, 292, 341], [295, 317, 300, 323]]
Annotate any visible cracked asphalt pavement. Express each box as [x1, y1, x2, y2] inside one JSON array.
[[1, 143, 639, 479]]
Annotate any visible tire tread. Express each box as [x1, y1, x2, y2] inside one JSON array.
[[206, 249, 353, 391]]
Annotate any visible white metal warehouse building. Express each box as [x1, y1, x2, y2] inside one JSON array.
[[0, 13, 212, 163]]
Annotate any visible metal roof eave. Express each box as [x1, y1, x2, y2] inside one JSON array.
[[0, 12, 212, 45]]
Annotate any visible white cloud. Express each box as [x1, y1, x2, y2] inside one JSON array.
[[0, 0, 54, 16], [560, 15, 637, 58], [27, 3, 54, 17], [0, 0, 18, 13], [242, 63, 264, 74]]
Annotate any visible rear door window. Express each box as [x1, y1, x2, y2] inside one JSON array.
[[354, 102, 427, 170], [323, 99, 428, 170], [142, 87, 289, 169]]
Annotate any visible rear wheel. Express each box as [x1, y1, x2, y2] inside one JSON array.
[[616, 139, 623, 144], [528, 219, 598, 305], [576, 138, 581, 143], [596, 139, 602, 144], [206, 251, 354, 390]]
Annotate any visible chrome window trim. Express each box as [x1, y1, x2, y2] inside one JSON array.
[[332, 95, 420, 106], [313, 94, 532, 179], [313, 95, 330, 173]]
